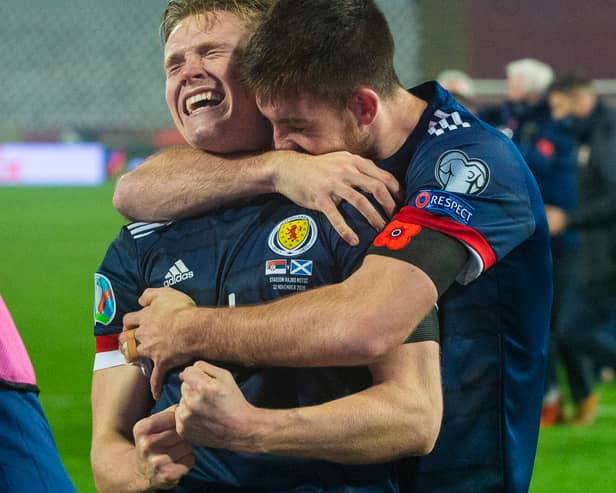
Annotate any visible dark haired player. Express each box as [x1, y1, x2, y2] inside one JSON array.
[[119, 1, 552, 492]]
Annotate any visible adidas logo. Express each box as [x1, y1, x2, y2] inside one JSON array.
[[164, 259, 194, 287]]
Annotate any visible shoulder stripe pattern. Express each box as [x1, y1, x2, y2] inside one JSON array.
[[127, 221, 172, 239], [428, 110, 471, 136]]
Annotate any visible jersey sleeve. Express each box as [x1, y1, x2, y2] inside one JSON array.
[[93, 227, 144, 371], [399, 128, 536, 284]]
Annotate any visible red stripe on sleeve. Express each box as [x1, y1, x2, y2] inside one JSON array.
[[96, 334, 119, 353], [395, 206, 497, 270]]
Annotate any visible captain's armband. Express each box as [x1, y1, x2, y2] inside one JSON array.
[[368, 223, 468, 296]]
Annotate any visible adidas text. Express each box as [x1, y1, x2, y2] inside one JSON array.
[[164, 271, 194, 286], [163, 260, 194, 286]]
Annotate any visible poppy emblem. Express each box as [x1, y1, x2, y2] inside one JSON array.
[[373, 220, 422, 250]]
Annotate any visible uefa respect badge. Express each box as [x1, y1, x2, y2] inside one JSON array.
[[94, 273, 116, 325]]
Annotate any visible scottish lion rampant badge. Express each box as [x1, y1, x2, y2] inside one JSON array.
[[268, 214, 318, 256]]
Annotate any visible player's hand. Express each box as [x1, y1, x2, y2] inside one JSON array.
[[121, 287, 197, 400], [271, 150, 403, 245], [176, 361, 261, 452], [133, 406, 195, 491], [545, 205, 568, 236]]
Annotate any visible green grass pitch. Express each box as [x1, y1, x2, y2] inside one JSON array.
[[0, 185, 614, 492]]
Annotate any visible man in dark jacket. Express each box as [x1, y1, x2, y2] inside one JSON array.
[[481, 60, 589, 426], [547, 74, 616, 424]]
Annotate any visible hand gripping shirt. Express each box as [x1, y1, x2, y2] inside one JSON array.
[[93, 195, 398, 493], [372, 82, 552, 493]]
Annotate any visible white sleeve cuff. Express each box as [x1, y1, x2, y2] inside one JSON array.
[[93, 350, 128, 371], [456, 242, 484, 285]]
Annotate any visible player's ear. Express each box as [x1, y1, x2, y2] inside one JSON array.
[[348, 87, 379, 126]]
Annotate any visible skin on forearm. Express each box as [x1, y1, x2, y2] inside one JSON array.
[[91, 366, 154, 493], [250, 342, 442, 463], [91, 433, 153, 493], [113, 146, 277, 221], [183, 255, 438, 367], [114, 147, 400, 246]]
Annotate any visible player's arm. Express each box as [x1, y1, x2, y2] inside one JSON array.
[[177, 340, 442, 463], [125, 226, 465, 371], [113, 146, 400, 245], [91, 365, 153, 493], [91, 365, 193, 493]]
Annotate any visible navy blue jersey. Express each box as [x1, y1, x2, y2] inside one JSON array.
[[374, 82, 552, 493], [93, 195, 397, 492]]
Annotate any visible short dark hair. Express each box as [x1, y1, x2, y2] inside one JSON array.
[[238, 0, 401, 108], [160, 0, 273, 43], [548, 73, 593, 95]]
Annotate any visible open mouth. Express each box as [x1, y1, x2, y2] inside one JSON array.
[[184, 90, 224, 115]]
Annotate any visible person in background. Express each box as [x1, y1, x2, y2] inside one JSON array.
[[546, 73, 616, 424], [0, 295, 77, 493], [480, 58, 554, 138], [479, 59, 592, 426], [436, 69, 476, 112]]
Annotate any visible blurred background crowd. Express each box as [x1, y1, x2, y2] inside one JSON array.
[[437, 62, 616, 428], [423, 2, 616, 431]]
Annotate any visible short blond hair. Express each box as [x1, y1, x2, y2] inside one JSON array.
[[160, 0, 273, 43]]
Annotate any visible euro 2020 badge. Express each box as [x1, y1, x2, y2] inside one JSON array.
[[268, 214, 318, 257], [94, 273, 116, 325]]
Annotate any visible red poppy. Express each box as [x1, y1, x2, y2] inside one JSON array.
[[536, 138, 555, 157], [373, 220, 422, 250]]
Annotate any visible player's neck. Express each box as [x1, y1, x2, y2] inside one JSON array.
[[371, 88, 427, 160]]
